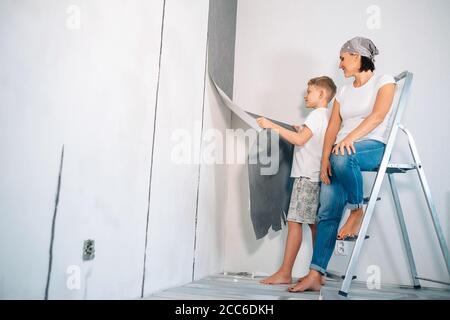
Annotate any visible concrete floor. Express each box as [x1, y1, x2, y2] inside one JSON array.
[[147, 272, 450, 300]]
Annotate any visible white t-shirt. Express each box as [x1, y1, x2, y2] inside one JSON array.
[[290, 107, 330, 181], [335, 74, 396, 144]]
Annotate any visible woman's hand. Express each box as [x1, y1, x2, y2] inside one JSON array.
[[256, 117, 274, 129], [332, 138, 356, 156], [320, 158, 332, 185], [293, 125, 302, 132]]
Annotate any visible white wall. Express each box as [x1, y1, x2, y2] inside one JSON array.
[[0, 0, 232, 299], [226, 0, 450, 287], [2, 0, 448, 299]]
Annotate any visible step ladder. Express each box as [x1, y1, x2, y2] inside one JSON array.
[[337, 71, 450, 297]]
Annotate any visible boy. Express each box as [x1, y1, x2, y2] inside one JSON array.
[[256, 76, 336, 292]]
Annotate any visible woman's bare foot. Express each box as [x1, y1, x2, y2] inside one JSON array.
[[297, 275, 326, 285], [337, 208, 364, 240], [260, 271, 292, 284], [288, 271, 323, 292]]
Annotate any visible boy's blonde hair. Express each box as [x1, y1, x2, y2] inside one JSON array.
[[308, 76, 337, 103]]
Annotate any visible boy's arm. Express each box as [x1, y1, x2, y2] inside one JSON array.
[[322, 100, 342, 159], [256, 118, 313, 146], [320, 100, 341, 184]]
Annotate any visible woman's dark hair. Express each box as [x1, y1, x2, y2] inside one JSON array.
[[360, 56, 375, 72]]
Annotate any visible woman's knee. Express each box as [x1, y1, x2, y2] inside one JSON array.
[[330, 153, 355, 176]]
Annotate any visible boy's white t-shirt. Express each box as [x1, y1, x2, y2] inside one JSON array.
[[335, 74, 396, 144], [290, 107, 330, 181]]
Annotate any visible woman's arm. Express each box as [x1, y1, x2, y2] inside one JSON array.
[[320, 100, 341, 184], [256, 118, 313, 146], [333, 83, 396, 155]]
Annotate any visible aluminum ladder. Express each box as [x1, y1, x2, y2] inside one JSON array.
[[338, 71, 450, 297]]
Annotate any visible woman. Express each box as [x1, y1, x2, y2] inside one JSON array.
[[289, 36, 396, 292]]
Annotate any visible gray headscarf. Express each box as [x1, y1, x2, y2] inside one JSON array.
[[340, 36, 379, 62]]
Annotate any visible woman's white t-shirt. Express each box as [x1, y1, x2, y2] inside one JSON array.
[[290, 107, 330, 181], [335, 74, 396, 144]]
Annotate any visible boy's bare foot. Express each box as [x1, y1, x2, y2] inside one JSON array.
[[260, 271, 292, 284], [288, 271, 323, 292], [337, 209, 364, 240]]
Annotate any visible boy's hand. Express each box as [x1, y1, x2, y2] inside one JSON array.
[[320, 159, 332, 185], [256, 117, 274, 129]]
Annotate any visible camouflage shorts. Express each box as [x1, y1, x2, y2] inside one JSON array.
[[287, 177, 320, 225]]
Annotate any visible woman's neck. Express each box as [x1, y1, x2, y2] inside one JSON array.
[[353, 70, 374, 88]]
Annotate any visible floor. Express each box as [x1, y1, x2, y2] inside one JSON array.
[[147, 272, 450, 300]]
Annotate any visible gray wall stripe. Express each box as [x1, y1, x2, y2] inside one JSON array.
[[141, 0, 167, 298], [44, 145, 65, 300], [192, 39, 209, 282]]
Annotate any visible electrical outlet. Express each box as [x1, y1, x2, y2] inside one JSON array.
[[83, 239, 95, 261], [335, 240, 348, 256]]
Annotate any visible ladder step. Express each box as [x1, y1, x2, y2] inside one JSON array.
[[368, 163, 417, 174], [340, 235, 370, 242], [363, 196, 381, 204], [386, 163, 417, 173]]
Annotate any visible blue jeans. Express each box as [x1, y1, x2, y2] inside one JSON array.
[[310, 139, 386, 275]]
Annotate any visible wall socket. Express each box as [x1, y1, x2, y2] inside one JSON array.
[[335, 240, 349, 256], [83, 239, 95, 261]]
